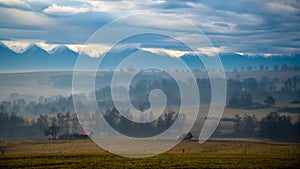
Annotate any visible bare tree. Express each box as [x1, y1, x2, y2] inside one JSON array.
[[45, 125, 60, 140]]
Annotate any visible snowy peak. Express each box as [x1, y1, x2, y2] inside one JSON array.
[[0, 41, 8, 48], [22, 44, 49, 55], [50, 45, 72, 54], [0, 42, 17, 58], [0, 42, 15, 52]]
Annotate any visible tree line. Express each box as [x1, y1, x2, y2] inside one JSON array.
[[227, 76, 300, 109], [233, 64, 300, 72], [1, 75, 299, 116], [0, 106, 181, 140], [1, 106, 299, 142], [214, 112, 300, 142], [0, 106, 82, 139], [99, 108, 182, 138]]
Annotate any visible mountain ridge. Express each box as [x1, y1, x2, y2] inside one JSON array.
[[0, 42, 299, 72]]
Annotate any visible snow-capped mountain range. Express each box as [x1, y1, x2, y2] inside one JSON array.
[[0, 42, 299, 72]]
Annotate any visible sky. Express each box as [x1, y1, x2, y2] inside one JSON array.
[[0, 0, 300, 57]]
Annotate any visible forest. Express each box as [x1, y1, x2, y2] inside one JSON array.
[[1, 74, 300, 115], [0, 108, 299, 142], [0, 73, 299, 141]]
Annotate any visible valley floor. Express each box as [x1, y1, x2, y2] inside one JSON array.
[[0, 139, 299, 168]]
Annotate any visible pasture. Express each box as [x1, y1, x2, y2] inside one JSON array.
[[0, 139, 299, 168]]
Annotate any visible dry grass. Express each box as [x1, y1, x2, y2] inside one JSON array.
[[1, 138, 299, 156], [0, 139, 299, 168]]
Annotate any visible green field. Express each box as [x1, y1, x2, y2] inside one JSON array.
[[1, 139, 299, 168]]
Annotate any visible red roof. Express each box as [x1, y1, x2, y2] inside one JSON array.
[[79, 131, 92, 135]]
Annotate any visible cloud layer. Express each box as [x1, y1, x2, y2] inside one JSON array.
[[0, 0, 299, 56]]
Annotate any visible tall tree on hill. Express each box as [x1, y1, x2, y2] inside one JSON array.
[[233, 114, 242, 135], [264, 95, 275, 106], [233, 114, 257, 137], [243, 78, 258, 91], [45, 125, 60, 140], [57, 113, 65, 135], [65, 112, 70, 138], [35, 114, 49, 136], [240, 92, 253, 109], [228, 94, 240, 108], [241, 114, 257, 137], [72, 113, 80, 134]]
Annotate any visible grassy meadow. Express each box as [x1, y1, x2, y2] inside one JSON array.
[[0, 139, 299, 168]]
